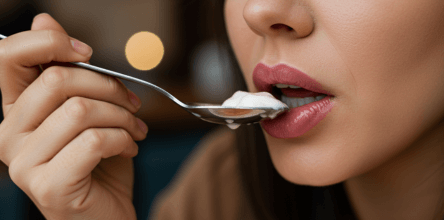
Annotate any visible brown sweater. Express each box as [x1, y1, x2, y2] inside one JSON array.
[[149, 127, 255, 220]]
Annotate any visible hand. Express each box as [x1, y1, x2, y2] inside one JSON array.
[[0, 14, 147, 219]]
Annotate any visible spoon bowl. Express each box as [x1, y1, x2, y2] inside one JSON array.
[[184, 103, 286, 125]]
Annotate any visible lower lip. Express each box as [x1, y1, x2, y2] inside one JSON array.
[[261, 96, 334, 139]]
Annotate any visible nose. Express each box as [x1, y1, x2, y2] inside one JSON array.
[[243, 0, 314, 38]]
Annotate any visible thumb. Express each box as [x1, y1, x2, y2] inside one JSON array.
[[0, 14, 93, 117], [31, 13, 92, 70], [31, 13, 69, 35], [31, 13, 93, 64]]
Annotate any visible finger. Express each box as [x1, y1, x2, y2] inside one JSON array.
[[3, 65, 141, 133], [0, 29, 92, 116], [31, 13, 68, 35], [24, 152, 134, 215], [31, 13, 86, 70], [46, 128, 137, 185], [31, 13, 93, 70], [10, 127, 136, 212], [9, 97, 147, 167], [0, 30, 92, 67]]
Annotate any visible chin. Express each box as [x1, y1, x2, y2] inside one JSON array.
[[261, 126, 364, 187]]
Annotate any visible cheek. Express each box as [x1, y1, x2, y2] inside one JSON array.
[[316, 0, 444, 144], [315, 0, 444, 98], [225, 0, 260, 92]]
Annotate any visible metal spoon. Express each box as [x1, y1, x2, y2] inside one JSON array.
[[0, 34, 288, 125]]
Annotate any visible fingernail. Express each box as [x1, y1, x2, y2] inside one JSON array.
[[128, 90, 141, 107], [71, 39, 93, 56], [137, 118, 148, 133]]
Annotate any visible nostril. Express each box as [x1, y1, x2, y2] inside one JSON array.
[[271, 23, 294, 31]]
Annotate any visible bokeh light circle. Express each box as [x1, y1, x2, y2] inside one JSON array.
[[125, 31, 164, 71]]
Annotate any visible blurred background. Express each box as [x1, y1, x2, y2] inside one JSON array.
[[0, 0, 245, 219]]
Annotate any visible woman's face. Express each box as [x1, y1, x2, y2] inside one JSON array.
[[225, 0, 444, 185]]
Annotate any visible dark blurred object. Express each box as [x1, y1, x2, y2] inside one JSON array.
[[133, 129, 210, 220], [0, 0, 39, 36]]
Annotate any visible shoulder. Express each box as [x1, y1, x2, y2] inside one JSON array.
[[175, 126, 238, 185], [149, 126, 252, 220]]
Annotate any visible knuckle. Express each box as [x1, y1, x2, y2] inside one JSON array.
[[119, 129, 133, 143], [69, 197, 89, 213], [124, 111, 140, 132], [64, 97, 89, 121], [41, 66, 68, 90], [32, 14, 52, 30], [81, 129, 103, 153], [30, 177, 55, 208], [106, 76, 123, 97], [8, 158, 25, 186], [45, 30, 61, 49], [122, 109, 133, 122]]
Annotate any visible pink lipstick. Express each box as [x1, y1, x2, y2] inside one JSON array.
[[253, 63, 334, 139]]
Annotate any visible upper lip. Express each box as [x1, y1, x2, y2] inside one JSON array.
[[252, 63, 333, 96]]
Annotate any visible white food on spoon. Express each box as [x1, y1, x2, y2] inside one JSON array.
[[222, 91, 288, 130]]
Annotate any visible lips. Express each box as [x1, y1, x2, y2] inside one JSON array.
[[253, 63, 335, 139], [253, 63, 332, 96]]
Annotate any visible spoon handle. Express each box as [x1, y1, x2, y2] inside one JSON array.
[[0, 33, 188, 108], [70, 62, 187, 107]]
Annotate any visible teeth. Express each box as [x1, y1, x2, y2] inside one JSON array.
[[280, 95, 327, 108], [276, 84, 289, 88], [275, 84, 301, 89], [304, 97, 315, 103], [289, 98, 299, 108], [281, 95, 288, 103], [297, 98, 305, 107]]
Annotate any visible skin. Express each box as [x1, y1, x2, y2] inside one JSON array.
[[224, 0, 444, 219], [1, 1, 444, 219], [0, 14, 147, 219]]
